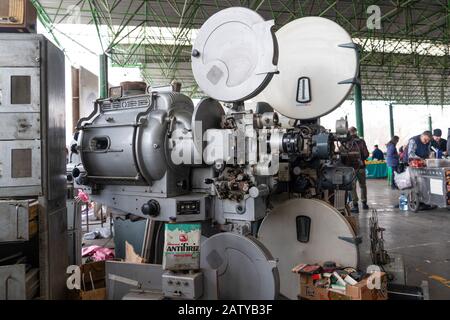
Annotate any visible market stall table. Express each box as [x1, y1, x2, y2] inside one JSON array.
[[365, 160, 388, 179], [407, 162, 450, 211]]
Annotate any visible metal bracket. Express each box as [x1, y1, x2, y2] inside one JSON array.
[[81, 149, 124, 154], [338, 42, 358, 50], [338, 235, 362, 245], [338, 77, 360, 85], [87, 174, 140, 181]]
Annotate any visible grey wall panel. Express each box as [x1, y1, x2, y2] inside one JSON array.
[[79, 67, 98, 117], [113, 218, 147, 259]]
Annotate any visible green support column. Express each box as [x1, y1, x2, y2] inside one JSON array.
[[428, 114, 432, 132], [99, 54, 109, 99], [354, 82, 364, 138], [389, 103, 394, 138]]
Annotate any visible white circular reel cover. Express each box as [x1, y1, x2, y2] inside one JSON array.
[[258, 198, 359, 300], [191, 98, 224, 153], [191, 7, 278, 102], [200, 232, 279, 300], [258, 17, 358, 119]]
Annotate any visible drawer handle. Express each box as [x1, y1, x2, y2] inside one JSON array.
[[15, 205, 24, 240], [9, 204, 24, 240], [4, 275, 12, 300]]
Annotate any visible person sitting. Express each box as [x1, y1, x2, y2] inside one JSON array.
[[431, 129, 447, 157], [386, 136, 399, 189], [404, 131, 432, 162], [371, 145, 384, 161]]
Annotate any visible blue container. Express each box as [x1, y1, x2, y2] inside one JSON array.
[[399, 194, 408, 211]]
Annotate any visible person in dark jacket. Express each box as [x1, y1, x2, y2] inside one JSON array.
[[343, 127, 370, 213], [371, 145, 384, 160], [386, 136, 400, 189], [431, 129, 447, 157], [447, 128, 450, 156], [404, 131, 432, 162]]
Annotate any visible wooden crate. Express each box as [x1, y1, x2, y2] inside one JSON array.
[[0, 0, 37, 33]]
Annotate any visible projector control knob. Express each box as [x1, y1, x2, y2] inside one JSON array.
[[72, 167, 81, 178], [141, 200, 160, 217]]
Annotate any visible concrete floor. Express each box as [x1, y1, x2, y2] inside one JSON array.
[[357, 179, 450, 300]]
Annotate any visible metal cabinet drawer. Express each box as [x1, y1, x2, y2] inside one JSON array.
[[0, 140, 42, 197], [0, 112, 40, 140], [0, 67, 40, 112], [0, 199, 38, 242], [0, 264, 39, 300], [0, 38, 40, 67]]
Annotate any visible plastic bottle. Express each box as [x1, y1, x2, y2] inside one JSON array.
[[399, 194, 408, 211]]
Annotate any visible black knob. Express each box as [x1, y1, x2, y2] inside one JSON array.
[[141, 199, 160, 217], [67, 174, 73, 182], [76, 175, 88, 185], [177, 180, 187, 189], [72, 167, 81, 178], [192, 49, 200, 57]]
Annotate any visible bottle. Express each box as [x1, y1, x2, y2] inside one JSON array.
[[399, 194, 408, 211]]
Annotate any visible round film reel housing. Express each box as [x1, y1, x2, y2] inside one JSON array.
[[191, 7, 278, 103], [257, 17, 358, 119]]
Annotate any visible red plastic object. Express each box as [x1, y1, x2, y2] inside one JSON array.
[[409, 159, 425, 168], [312, 274, 322, 280], [77, 189, 90, 203]]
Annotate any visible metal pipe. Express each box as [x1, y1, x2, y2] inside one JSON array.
[[428, 114, 432, 132], [354, 82, 364, 138], [389, 103, 394, 137], [99, 54, 109, 99], [72, 67, 80, 133]]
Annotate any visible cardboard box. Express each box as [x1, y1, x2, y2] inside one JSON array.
[[298, 271, 388, 300], [163, 223, 201, 271], [71, 288, 106, 300], [69, 261, 106, 300]]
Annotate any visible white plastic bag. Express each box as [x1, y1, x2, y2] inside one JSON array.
[[395, 167, 412, 190]]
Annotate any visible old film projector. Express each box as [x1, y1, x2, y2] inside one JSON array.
[[72, 7, 360, 300]]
